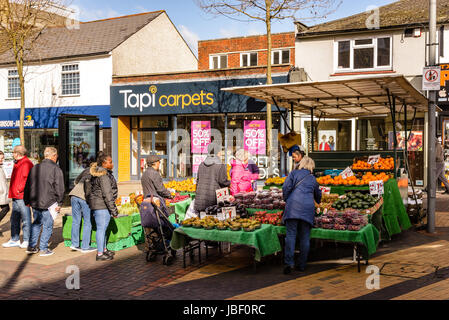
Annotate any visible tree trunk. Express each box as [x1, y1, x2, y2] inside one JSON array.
[[265, 0, 273, 177]]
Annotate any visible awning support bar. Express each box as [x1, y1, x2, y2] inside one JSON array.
[[272, 97, 292, 132]]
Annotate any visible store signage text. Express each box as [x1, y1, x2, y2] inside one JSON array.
[[119, 85, 215, 112], [191, 121, 211, 154], [244, 120, 266, 155], [0, 120, 34, 128]]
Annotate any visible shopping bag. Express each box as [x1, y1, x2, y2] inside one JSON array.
[[185, 199, 199, 220]]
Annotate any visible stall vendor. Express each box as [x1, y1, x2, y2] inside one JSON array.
[[289, 145, 306, 170], [141, 155, 174, 200]]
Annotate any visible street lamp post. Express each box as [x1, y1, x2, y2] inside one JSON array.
[[427, 0, 437, 233]]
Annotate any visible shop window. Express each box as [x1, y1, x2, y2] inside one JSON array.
[[210, 55, 228, 69], [139, 116, 170, 130], [335, 37, 392, 72], [272, 49, 290, 65], [305, 120, 352, 152], [61, 64, 80, 96], [241, 52, 258, 67], [8, 70, 21, 99]]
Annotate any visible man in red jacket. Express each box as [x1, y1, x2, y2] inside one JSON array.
[[2, 145, 33, 249]]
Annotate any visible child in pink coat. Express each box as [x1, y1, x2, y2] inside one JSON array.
[[230, 150, 259, 195]]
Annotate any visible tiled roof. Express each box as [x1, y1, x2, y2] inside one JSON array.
[[297, 0, 449, 36], [0, 10, 164, 65]]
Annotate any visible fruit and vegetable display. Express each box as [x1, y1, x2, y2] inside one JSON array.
[[317, 172, 392, 186], [118, 203, 140, 216], [264, 177, 286, 186], [166, 194, 190, 205], [181, 217, 261, 232], [314, 208, 368, 231], [250, 211, 283, 226], [331, 192, 378, 211], [115, 193, 144, 207], [317, 194, 340, 214], [352, 157, 394, 170], [233, 189, 286, 210], [164, 178, 196, 193], [203, 200, 248, 218]]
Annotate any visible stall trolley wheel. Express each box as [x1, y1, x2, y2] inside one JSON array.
[[146, 251, 157, 262], [163, 255, 174, 266]]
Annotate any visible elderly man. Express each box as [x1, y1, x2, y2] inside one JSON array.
[[2, 145, 34, 249], [24, 147, 65, 256], [141, 155, 173, 199]]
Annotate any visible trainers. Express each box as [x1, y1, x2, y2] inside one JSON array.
[[283, 265, 292, 275], [26, 246, 39, 254], [70, 246, 82, 252], [81, 247, 97, 253], [96, 253, 113, 261], [104, 249, 115, 257], [19, 241, 29, 249], [2, 240, 21, 248], [39, 249, 54, 257]]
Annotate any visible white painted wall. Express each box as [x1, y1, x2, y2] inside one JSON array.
[[0, 55, 112, 109], [112, 12, 198, 76], [296, 29, 428, 90]]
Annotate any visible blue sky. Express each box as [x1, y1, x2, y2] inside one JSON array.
[[70, 0, 397, 55]]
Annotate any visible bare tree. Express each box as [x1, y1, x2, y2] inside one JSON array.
[[196, 0, 341, 173], [0, 0, 71, 145]]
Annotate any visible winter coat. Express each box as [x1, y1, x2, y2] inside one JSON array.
[[68, 167, 91, 201], [282, 169, 322, 226], [8, 156, 33, 200], [436, 142, 444, 163], [0, 165, 9, 205], [141, 167, 172, 199], [230, 159, 259, 195], [24, 159, 65, 210], [87, 163, 118, 217], [194, 155, 230, 212]]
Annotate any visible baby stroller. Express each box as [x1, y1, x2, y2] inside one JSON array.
[[139, 195, 177, 266]]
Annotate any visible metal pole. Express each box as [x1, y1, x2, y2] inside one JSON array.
[[427, 0, 437, 233], [291, 103, 294, 132], [311, 108, 314, 153]]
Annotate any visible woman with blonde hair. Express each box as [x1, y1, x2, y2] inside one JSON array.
[[230, 149, 259, 195], [282, 156, 321, 274]]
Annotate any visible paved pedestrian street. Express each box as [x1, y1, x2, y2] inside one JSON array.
[[0, 196, 449, 301]]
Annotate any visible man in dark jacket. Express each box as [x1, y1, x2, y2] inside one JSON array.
[[141, 155, 173, 199], [194, 144, 230, 213], [24, 147, 65, 256], [3, 145, 33, 249]]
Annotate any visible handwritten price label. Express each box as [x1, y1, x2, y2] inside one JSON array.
[[369, 180, 384, 196], [340, 167, 354, 180], [319, 186, 331, 195], [222, 207, 236, 220], [216, 187, 230, 203], [368, 155, 381, 165], [121, 197, 130, 205]]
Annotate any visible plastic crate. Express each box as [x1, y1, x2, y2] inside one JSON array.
[[324, 169, 343, 177]]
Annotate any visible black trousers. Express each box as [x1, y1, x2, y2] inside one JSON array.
[[0, 204, 10, 223]]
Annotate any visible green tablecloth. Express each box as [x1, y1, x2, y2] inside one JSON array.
[[263, 184, 283, 190], [324, 179, 411, 239], [62, 214, 132, 243], [168, 198, 192, 223], [170, 224, 281, 262], [274, 224, 380, 257]]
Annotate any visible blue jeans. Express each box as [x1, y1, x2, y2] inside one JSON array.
[[29, 209, 54, 251], [93, 209, 110, 254], [10, 199, 32, 242], [284, 219, 312, 269], [71, 196, 92, 250]]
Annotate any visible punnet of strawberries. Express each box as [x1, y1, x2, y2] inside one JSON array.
[[166, 193, 190, 204], [250, 211, 284, 226]]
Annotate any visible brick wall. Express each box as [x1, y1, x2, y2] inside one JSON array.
[[198, 32, 295, 70]]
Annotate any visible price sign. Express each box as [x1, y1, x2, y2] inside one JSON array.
[[368, 154, 381, 165], [216, 187, 230, 203], [217, 211, 226, 221], [121, 196, 130, 205], [319, 186, 331, 194], [340, 167, 354, 180], [200, 212, 206, 219], [369, 180, 384, 196], [222, 207, 237, 220]]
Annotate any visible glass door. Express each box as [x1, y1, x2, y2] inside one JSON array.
[[139, 131, 168, 179]]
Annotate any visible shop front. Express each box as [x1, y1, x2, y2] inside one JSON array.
[[0, 106, 111, 176], [110, 76, 289, 182]]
